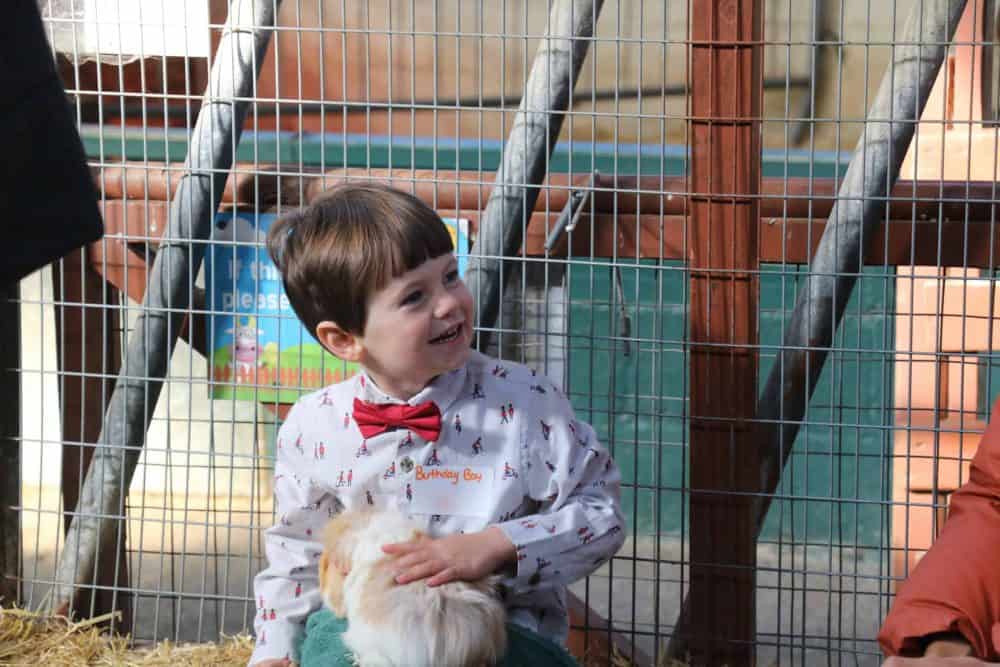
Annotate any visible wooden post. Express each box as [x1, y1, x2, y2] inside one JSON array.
[[52, 251, 132, 631], [0, 281, 20, 607], [685, 0, 762, 663]]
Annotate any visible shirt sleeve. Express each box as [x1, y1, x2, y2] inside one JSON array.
[[879, 408, 1000, 660], [496, 392, 625, 596], [249, 406, 339, 666]]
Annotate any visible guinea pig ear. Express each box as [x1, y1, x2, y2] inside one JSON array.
[[322, 509, 361, 557], [319, 549, 347, 617], [318, 551, 330, 584]]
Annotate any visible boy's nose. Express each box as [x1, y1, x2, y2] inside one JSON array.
[[433, 286, 463, 319], [434, 293, 457, 318]]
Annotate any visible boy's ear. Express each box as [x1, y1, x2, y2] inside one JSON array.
[[315, 320, 364, 362]]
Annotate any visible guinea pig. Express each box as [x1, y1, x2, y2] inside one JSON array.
[[318, 508, 507, 667]]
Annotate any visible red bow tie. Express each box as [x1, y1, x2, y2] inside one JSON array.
[[352, 398, 442, 442]]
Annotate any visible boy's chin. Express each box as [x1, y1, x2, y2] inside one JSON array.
[[438, 345, 472, 373]]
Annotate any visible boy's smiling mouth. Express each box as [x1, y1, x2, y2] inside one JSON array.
[[429, 323, 463, 344]]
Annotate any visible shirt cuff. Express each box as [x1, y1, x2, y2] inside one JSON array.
[[248, 620, 304, 666], [497, 518, 578, 595]]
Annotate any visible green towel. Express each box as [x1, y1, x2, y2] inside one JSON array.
[[299, 607, 580, 666]]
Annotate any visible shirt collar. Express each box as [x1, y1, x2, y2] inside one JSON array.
[[355, 364, 468, 416]]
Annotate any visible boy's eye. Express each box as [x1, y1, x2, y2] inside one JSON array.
[[401, 290, 423, 306], [445, 270, 459, 284]]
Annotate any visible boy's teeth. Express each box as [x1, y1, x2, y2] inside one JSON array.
[[431, 325, 460, 343]]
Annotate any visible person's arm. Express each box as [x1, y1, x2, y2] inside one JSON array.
[[879, 407, 1000, 660], [882, 657, 992, 666], [495, 393, 626, 596], [249, 407, 337, 666]]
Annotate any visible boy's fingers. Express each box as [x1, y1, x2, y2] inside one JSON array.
[[382, 541, 417, 555], [395, 559, 445, 584], [426, 568, 456, 587], [389, 549, 431, 571]]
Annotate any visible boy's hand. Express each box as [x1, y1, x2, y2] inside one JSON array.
[[381, 526, 516, 586]]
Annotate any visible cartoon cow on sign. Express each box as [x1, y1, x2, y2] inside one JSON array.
[[227, 316, 264, 373], [215, 216, 271, 374]]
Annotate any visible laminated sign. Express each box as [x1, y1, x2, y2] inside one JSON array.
[[206, 212, 470, 402]]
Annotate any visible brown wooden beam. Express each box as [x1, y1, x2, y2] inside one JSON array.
[[95, 165, 1000, 270], [93, 162, 1000, 221], [51, 250, 132, 631], [95, 194, 1000, 271], [685, 0, 762, 663], [96, 163, 1000, 223]]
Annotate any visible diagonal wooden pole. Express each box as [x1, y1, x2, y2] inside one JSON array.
[[464, 0, 604, 353]]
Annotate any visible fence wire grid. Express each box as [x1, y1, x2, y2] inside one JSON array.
[[5, 0, 1000, 665]]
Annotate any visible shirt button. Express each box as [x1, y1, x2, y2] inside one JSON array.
[[399, 456, 414, 474]]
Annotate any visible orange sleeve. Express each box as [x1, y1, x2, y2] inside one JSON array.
[[879, 406, 1000, 659]]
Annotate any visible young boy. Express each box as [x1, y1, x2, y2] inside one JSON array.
[[248, 183, 625, 667]]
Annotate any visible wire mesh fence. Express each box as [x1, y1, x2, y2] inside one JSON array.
[[7, 0, 1000, 665]]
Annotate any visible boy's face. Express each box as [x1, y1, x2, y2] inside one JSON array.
[[348, 253, 473, 399]]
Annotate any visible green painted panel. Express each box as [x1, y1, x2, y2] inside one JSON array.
[[565, 262, 894, 549], [81, 126, 851, 177]]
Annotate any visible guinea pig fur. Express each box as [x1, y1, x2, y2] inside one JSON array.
[[318, 509, 507, 667]]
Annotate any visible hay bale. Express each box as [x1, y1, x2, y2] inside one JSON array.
[[1, 607, 699, 667], [0, 608, 253, 666]]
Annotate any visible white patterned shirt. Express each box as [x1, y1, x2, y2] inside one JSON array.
[[249, 351, 625, 665]]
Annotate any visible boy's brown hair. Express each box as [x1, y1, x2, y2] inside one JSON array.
[[266, 182, 454, 337]]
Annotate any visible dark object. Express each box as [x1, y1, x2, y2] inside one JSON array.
[[0, 282, 20, 607], [0, 0, 103, 285]]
